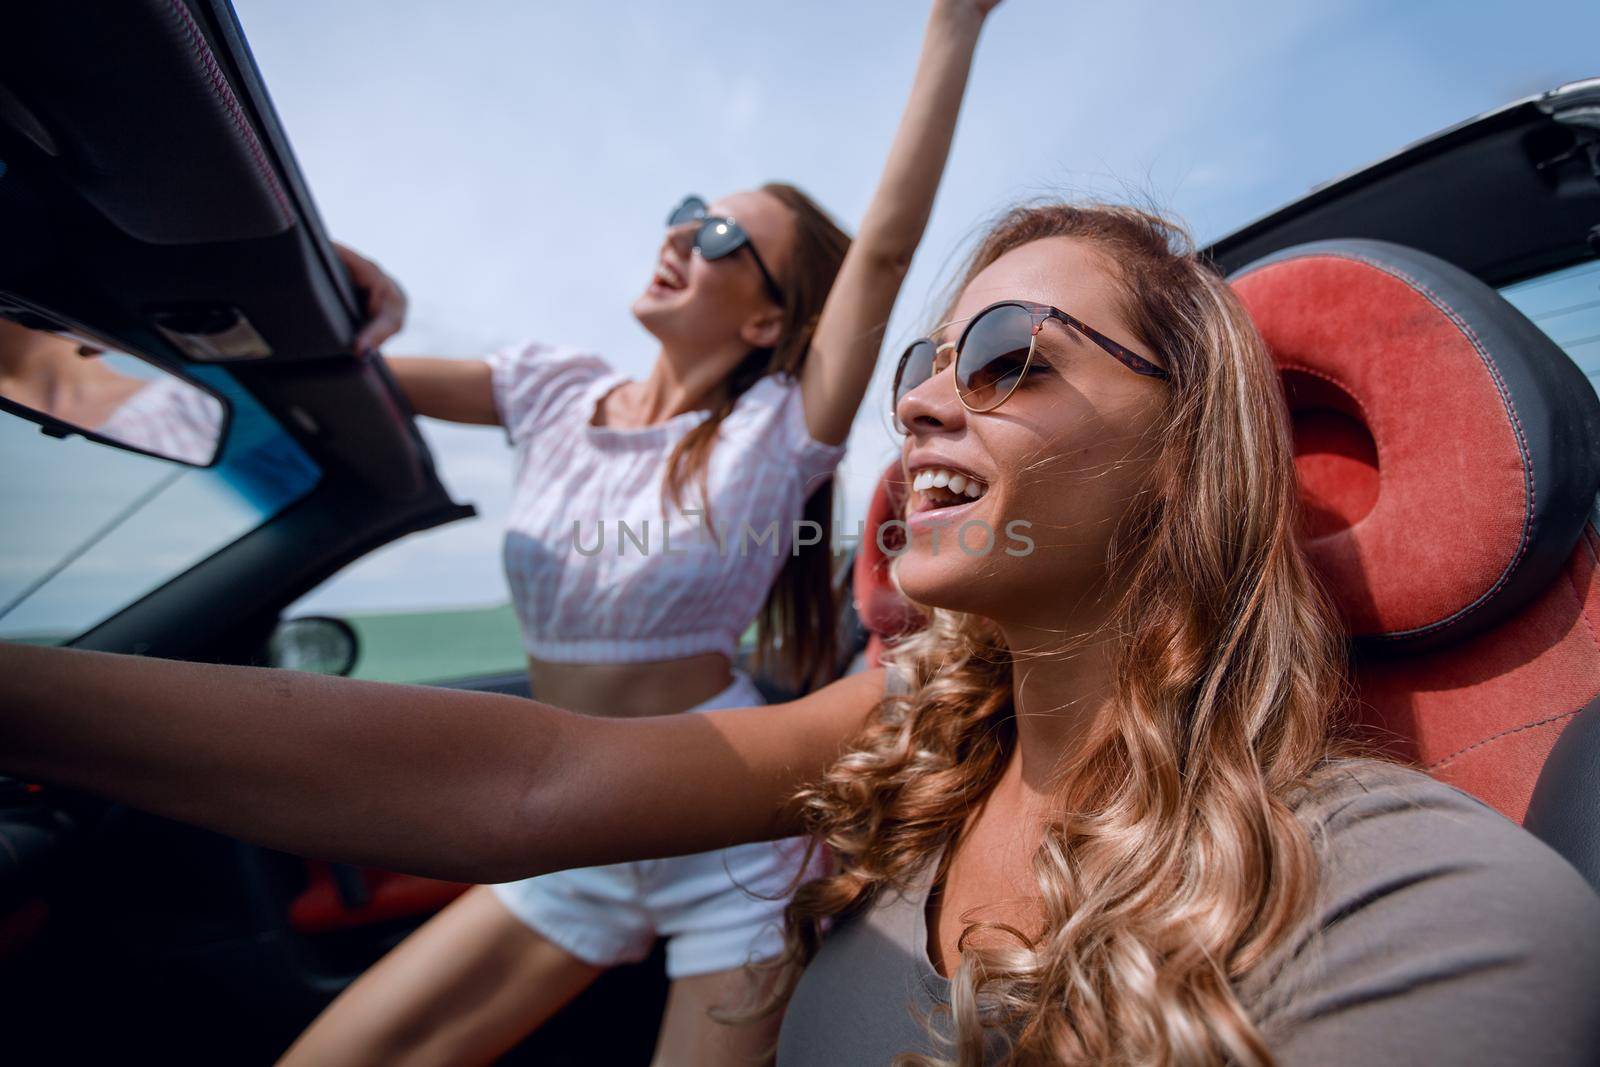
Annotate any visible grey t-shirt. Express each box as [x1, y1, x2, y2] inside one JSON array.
[[776, 758, 1600, 1065]]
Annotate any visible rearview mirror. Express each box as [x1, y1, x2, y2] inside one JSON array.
[[0, 316, 228, 468]]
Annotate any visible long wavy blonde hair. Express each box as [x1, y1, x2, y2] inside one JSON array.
[[764, 203, 1361, 1065]]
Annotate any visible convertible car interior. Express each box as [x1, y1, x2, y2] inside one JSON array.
[[0, 0, 1596, 1062]]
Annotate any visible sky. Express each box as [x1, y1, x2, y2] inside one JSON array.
[[232, 0, 1600, 615]]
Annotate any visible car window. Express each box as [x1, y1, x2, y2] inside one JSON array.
[[0, 364, 320, 643], [1500, 259, 1600, 395], [282, 415, 532, 686]]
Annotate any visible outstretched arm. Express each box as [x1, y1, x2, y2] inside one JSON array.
[[334, 242, 501, 425], [0, 644, 883, 883], [380, 356, 498, 425], [800, 0, 1001, 446]]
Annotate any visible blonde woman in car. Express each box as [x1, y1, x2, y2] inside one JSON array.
[[4, 69, 1599, 1067], [257, 2, 1004, 1063]]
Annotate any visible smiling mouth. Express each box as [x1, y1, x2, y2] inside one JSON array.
[[651, 260, 687, 291], [908, 466, 987, 514]]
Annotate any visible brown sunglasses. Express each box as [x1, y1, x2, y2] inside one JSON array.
[[893, 300, 1170, 416]]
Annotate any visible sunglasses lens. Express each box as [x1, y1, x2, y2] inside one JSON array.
[[894, 340, 937, 412], [695, 217, 746, 260], [956, 303, 1035, 410], [667, 195, 707, 227]]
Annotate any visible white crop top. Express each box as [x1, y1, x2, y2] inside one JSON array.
[[486, 341, 847, 664]]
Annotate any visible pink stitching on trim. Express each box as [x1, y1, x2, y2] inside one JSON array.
[[1425, 706, 1582, 772], [1235, 252, 1536, 642], [161, 0, 294, 223]]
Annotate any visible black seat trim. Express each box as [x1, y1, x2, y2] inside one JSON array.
[[1524, 692, 1600, 892]]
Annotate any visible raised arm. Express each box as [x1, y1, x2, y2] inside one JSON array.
[[0, 643, 883, 883], [800, 0, 1000, 446]]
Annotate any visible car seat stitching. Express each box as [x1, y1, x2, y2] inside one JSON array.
[[1564, 526, 1600, 656], [1313, 252, 1534, 639], [161, 0, 295, 223], [1425, 706, 1583, 772]]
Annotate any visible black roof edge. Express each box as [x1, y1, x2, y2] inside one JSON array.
[[1205, 78, 1600, 284]]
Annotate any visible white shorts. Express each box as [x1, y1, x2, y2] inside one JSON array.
[[489, 670, 826, 980]]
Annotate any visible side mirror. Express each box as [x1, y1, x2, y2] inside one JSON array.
[[267, 616, 359, 677]]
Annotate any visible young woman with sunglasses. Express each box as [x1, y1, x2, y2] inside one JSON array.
[[241, 2, 1006, 1064], [5, 48, 1599, 1067]]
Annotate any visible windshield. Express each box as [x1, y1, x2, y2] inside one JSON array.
[[0, 364, 320, 643], [1500, 259, 1600, 395]]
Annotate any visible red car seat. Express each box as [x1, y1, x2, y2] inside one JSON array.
[[852, 463, 924, 667], [852, 239, 1600, 888]]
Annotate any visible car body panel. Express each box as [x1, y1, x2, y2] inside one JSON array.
[[1207, 79, 1600, 288]]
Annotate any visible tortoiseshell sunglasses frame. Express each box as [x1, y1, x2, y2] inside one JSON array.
[[894, 299, 1170, 416]]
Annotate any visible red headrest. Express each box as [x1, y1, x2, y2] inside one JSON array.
[[853, 463, 925, 645], [1232, 240, 1600, 650]]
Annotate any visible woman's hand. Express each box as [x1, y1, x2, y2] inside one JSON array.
[[333, 242, 408, 357], [328, 242, 499, 424]]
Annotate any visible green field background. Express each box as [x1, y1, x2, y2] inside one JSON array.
[[345, 602, 526, 684], [18, 603, 756, 686]]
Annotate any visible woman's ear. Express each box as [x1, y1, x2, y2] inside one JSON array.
[[740, 307, 784, 351]]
